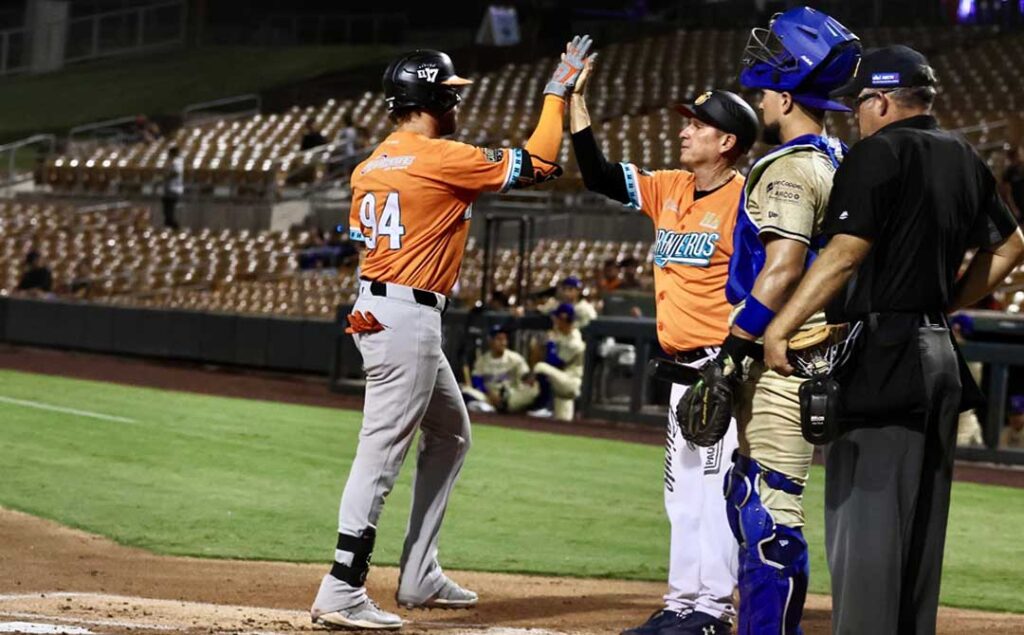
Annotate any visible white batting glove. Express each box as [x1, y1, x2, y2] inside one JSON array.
[[544, 34, 595, 98]]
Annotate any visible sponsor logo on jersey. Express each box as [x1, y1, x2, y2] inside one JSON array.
[[653, 229, 720, 268], [360, 154, 415, 174], [766, 179, 803, 202]]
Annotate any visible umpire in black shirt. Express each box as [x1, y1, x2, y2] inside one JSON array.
[[762, 46, 1024, 634]]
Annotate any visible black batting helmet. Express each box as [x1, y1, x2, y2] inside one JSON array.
[[382, 50, 473, 117]]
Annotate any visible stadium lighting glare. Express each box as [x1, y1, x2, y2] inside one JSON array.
[[958, 0, 976, 20]]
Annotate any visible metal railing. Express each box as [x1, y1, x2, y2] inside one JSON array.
[[63, 0, 186, 65], [952, 119, 1010, 152], [0, 1, 185, 77], [68, 115, 145, 150], [0, 25, 29, 76], [0, 134, 56, 189], [182, 94, 261, 126]]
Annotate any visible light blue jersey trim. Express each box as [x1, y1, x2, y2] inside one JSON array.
[[620, 162, 642, 210], [500, 148, 524, 193]]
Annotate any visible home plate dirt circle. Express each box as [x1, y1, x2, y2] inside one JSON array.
[[0, 593, 570, 634], [2, 508, 1022, 634]]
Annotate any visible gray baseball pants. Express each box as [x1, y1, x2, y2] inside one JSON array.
[[825, 323, 961, 635], [313, 281, 471, 612]]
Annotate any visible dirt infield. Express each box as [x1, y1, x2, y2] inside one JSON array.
[[3, 508, 1024, 635]]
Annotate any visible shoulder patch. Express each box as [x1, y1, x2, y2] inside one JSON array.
[[481, 148, 505, 163]]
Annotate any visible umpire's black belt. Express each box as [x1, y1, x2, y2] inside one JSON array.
[[862, 311, 948, 330], [360, 278, 448, 313]]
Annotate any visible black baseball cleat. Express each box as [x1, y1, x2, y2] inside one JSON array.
[[657, 610, 732, 635], [620, 608, 689, 635]]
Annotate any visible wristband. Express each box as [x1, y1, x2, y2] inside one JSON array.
[[735, 295, 776, 337]]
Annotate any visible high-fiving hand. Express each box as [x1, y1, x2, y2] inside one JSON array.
[[573, 54, 596, 96], [544, 34, 596, 97]]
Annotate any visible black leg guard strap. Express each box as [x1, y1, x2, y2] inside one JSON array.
[[330, 527, 376, 587]]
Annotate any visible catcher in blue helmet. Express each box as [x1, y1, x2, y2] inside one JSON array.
[[696, 7, 861, 635]]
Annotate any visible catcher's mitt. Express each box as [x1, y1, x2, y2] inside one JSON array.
[[787, 323, 861, 379], [675, 357, 737, 447]]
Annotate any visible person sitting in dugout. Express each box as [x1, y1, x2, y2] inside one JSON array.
[[462, 325, 540, 414], [528, 303, 586, 421], [536, 275, 598, 329]]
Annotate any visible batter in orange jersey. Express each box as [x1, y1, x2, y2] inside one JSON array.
[[570, 65, 760, 634], [311, 39, 595, 632], [350, 133, 529, 294]]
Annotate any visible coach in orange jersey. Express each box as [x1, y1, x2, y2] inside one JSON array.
[[310, 39, 594, 631], [570, 59, 757, 635]]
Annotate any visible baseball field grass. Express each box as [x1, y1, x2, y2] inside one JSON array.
[[1, 368, 1022, 614]]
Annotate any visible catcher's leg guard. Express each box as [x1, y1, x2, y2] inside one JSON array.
[[724, 454, 808, 635]]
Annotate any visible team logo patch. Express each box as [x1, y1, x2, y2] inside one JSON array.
[[695, 91, 713, 105], [416, 65, 439, 82], [653, 229, 720, 268], [871, 72, 901, 86], [698, 212, 719, 230], [481, 148, 504, 163]]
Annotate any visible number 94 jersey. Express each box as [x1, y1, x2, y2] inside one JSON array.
[[349, 130, 525, 295]]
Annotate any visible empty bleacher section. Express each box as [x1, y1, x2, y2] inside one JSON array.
[[37, 25, 1024, 197], [0, 201, 301, 303], [41, 98, 364, 198], [4, 201, 1021, 317]]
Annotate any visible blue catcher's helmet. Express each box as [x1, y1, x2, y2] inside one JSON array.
[[740, 6, 861, 112]]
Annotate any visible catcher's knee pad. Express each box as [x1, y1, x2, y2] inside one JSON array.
[[724, 454, 808, 635], [330, 527, 376, 587]]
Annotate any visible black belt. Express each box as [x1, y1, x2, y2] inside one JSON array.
[[863, 311, 948, 330], [674, 347, 714, 364], [365, 279, 445, 310]]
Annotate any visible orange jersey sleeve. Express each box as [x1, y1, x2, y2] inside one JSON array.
[[620, 163, 692, 223], [440, 142, 522, 193]]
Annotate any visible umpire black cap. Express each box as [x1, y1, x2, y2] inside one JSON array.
[[676, 90, 759, 153], [382, 50, 473, 116], [831, 45, 937, 98]]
